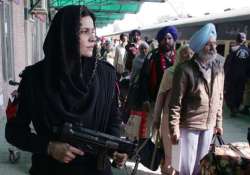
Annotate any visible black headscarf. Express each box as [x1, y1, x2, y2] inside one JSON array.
[[38, 5, 111, 129], [43, 5, 96, 79]]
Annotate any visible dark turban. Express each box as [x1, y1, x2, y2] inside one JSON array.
[[156, 26, 178, 42]]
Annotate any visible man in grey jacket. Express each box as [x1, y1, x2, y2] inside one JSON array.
[[168, 23, 224, 175]]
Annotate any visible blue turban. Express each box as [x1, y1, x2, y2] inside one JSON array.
[[189, 23, 217, 53], [156, 26, 178, 42]]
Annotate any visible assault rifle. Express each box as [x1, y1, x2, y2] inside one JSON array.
[[53, 122, 137, 170]]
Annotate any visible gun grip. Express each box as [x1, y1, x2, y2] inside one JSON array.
[[97, 151, 110, 171]]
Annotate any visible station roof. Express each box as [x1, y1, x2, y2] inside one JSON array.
[[49, 0, 165, 27]]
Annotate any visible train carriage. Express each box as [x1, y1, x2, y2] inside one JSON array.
[[105, 8, 250, 57]]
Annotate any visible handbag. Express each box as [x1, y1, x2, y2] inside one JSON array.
[[137, 130, 164, 171], [200, 134, 250, 175]]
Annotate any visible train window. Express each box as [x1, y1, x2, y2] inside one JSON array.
[[216, 44, 225, 56]]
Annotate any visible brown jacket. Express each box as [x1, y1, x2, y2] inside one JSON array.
[[169, 54, 224, 136]]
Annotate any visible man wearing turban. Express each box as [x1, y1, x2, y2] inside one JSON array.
[[168, 23, 224, 175], [139, 26, 178, 106], [133, 26, 178, 144]]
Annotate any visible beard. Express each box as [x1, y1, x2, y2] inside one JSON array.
[[198, 48, 217, 62], [161, 44, 173, 52]]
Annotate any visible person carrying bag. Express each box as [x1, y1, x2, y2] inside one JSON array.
[[200, 134, 250, 175]]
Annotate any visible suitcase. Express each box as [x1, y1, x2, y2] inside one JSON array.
[[200, 135, 250, 175]]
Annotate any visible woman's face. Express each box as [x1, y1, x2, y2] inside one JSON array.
[[79, 16, 96, 57]]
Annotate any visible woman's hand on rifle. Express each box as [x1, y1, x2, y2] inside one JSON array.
[[112, 151, 128, 168], [47, 141, 84, 163]]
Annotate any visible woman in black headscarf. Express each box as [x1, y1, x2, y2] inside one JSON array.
[[5, 5, 126, 175]]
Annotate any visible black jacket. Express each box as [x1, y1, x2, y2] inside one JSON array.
[[139, 49, 174, 104], [5, 60, 121, 175]]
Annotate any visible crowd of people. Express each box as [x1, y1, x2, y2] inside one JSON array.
[[5, 5, 250, 175], [93, 22, 250, 175]]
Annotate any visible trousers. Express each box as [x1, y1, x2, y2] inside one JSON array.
[[179, 128, 213, 175]]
